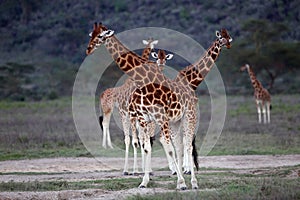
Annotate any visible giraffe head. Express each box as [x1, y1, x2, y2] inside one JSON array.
[[142, 38, 158, 50], [240, 64, 250, 72], [86, 22, 114, 55], [151, 49, 173, 69], [216, 29, 232, 49]]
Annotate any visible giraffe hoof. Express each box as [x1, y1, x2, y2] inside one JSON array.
[[139, 185, 146, 188], [184, 171, 191, 175], [180, 186, 187, 190], [123, 172, 129, 176], [172, 171, 177, 175]]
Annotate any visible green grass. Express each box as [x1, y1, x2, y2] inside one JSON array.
[[0, 166, 298, 200], [126, 167, 300, 200], [0, 177, 142, 192], [209, 132, 300, 156], [0, 146, 91, 161], [0, 95, 299, 160]]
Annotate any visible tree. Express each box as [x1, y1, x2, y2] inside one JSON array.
[[0, 62, 36, 100], [240, 19, 291, 90]]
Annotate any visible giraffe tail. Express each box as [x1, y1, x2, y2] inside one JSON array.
[[150, 135, 155, 147], [270, 104, 272, 110], [98, 116, 104, 131], [192, 135, 199, 171]]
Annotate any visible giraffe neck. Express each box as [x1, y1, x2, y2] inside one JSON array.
[[247, 66, 263, 91], [175, 40, 221, 90], [104, 36, 162, 87], [104, 36, 147, 73], [141, 45, 152, 60]]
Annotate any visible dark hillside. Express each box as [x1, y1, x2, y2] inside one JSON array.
[[0, 0, 299, 100]]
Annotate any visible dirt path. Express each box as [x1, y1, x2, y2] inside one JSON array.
[[0, 155, 299, 200]]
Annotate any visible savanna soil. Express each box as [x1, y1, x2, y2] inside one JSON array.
[[0, 155, 299, 200]]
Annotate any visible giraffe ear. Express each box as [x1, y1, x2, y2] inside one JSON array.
[[152, 40, 158, 45], [216, 31, 221, 39], [142, 40, 149, 45], [104, 30, 114, 37], [89, 32, 93, 37], [166, 54, 174, 60], [151, 52, 158, 59]]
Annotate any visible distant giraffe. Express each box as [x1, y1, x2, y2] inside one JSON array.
[[86, 23, 232, 189], [240, 64, 271, 123], [99, 38, 158, 175]]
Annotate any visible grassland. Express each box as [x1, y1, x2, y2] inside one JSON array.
[[0, 95, 299, 160], [0, 165, 299, 199], [0, 95, 299, 199]]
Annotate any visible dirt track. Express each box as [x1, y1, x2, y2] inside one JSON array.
[[0, 155, 299, 199]]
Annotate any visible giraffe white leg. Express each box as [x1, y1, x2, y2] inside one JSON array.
[[123, 134, 130, 175], [182, 108, 198, 189], [138, 127, 151, 188], [183, 136, 191, 174], [131, 118, 139, 174], [102, 114, 111, 149], [256, 101, 262, 123], [262, 103, 267, 124], [166, 139, 186, 190], [170, 122, 184, 175], [102, 127, 107, 148], [159, 134, 177, 175], [121, 114, 131, 175], [267, 102, 271, 123], [161, 121, 186, 190], [136, 123, 146, 173], [148, 121, 156, 174], [107, 127, 113, 149], [185, 137, 198, 189]]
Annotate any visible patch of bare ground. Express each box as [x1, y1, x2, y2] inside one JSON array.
[[0, 155, 299, 199]]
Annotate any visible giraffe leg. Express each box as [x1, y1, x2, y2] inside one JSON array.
[[102, 112, 112, 149], [121, 114, 130, 175], [107, 127, 113, 149], [148, 121, 156, 174], [169, 122, 183, 175], [267, 102, 271, 123], [262, 102, 267, 124], [185, 135, 198, 189], [160, 121, 186, 190], [256, 100, 262, 123], [138, 125, 151, 188], [182, 108, 198, 189], [131, 117, 140, 174], [159, 133, 177, 175], [183, 136, 191, 174]]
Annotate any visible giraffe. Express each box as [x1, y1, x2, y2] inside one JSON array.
[[146, 29, 233, 175], [151, 49, 173, 68], [86, 22, 188, 189], [98, 38, 159, 175], [128, 28, 232, 188], [172, 29, 233, 174], [240, 64, 271, 123], [85, 22, 232, 190]]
